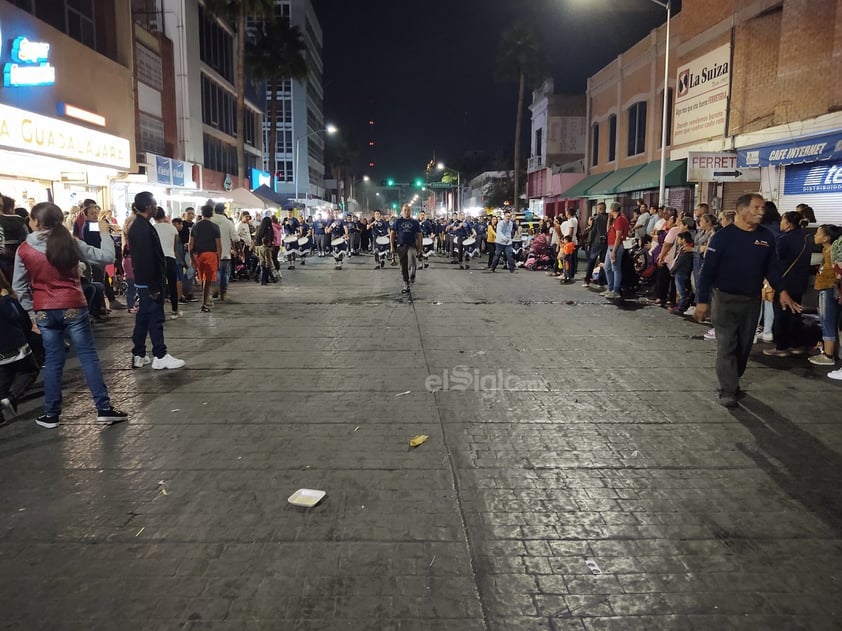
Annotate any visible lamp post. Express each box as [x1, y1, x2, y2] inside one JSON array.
[[436, 162, 461, 213], [649, 0, 671, 208], [294, 124, 337, 208]]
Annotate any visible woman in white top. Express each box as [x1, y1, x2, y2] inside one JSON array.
[[153, 207, 182, 319]]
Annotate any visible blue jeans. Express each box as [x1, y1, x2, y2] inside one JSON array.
[[36, 307, 111, 416], [818, 288, 840, 341], [604, 244, 624, 292], [125, 279, 136, 309], [675, 273, 691, 311], [217, 258, 231, 294], [692, 252, 704, 295], [491, 243, 514, 271], [131, 287, 167, 359]]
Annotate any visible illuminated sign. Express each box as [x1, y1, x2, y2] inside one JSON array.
[[250, 167, 270, 189], [0, 103, 130, 169], [3, 36, 56, 87], [57, 102, 106, 127]]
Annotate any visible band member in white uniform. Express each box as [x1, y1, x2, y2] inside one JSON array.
[[327, 210, 349, 270], [370, 209, 391, 269]]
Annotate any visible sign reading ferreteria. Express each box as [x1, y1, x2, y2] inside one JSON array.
[[673, 44, 731, 146], [0, 103, 130, 169], [687, 151, 760, 182]]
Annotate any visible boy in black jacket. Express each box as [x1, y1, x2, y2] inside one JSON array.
[[669, 231, 695, 315], [0, 269, 39, 425]]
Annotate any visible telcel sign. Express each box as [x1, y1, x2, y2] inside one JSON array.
[[3, 35, 56, 88]]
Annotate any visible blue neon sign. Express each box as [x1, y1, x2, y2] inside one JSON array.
[[3, 35, 56, 87]]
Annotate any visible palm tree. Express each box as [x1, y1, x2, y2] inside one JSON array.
[[496, 22, 547, 213], [204, 0, 275, 185], [324, 133, 357, 211], [248, 20, 308, 192]]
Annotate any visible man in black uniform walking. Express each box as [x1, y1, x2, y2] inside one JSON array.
[[391, 204, 423, 294]]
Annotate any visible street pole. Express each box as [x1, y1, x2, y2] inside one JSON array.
[[653, 0, 671, 208], [294, 136, 301, 208]]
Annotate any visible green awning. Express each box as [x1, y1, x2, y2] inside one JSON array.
[[614, 159, 688, 194], [586, 164, 646, 196], [558, 171, 612, 198]]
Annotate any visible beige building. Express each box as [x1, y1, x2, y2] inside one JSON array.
[[0, 0, 135, 213]]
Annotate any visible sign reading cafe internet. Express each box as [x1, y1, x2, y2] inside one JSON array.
[[0, 103, 130, 170]]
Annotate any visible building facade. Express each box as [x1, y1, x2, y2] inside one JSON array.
[[261, 0, 327, 207], [0, 0, 134, 213], [525, 80, 587, 218]]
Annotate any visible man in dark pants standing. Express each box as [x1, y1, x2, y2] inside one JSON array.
[[128, 192, 185, 371], [583, 202, 608, 287], [391, 204, 423, 294], [695, 193, 801, 407]]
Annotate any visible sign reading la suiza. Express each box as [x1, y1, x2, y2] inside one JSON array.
[[673, 45, 731, 146]]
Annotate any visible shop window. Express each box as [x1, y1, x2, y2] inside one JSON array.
[[608, 115, 617, 162], [591, 123, 599, 167], [627, 102, 646, 157], [67, 0, 96, 49]]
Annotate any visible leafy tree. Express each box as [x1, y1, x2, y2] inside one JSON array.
[[324, 133, 358, 211], [204, 0, 275, 184], [496, 22, 548, 212], [248, 19, 308, 192], [484, 175, 515, 210]]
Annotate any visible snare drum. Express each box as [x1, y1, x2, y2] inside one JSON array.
[[462, 237, 476, 247], [298, 237, 311, 246], [331, 237, 347, 247], [375, 236, 391, 246], [422, 237, 433, 247], [283, 235, 299, 245]]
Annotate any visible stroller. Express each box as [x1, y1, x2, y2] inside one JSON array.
[[523, 233, 553, 271]]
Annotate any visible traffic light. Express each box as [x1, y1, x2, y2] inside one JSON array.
[[391, 202, 398, 210], [413, 178, 423, 188], [387, 178, 395, 187]]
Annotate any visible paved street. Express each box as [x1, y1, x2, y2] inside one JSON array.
[[2, 252, 842, 631]]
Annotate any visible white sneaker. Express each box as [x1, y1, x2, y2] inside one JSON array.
[[703, 328, 716, 341], [604, 291, 618, 299], [132, 355, 152, 368], [152, 354, 186, 370], [759, 332, 774, 343], [827, 369, 842, 381], [683, 306, 696, 316], [170, 311, 181, 320]]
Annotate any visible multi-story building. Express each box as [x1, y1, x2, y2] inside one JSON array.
[[564, 0, 842, 224], [525, 80, 587, 219], [0, 0, 135, 213], [261, 0, 327, 209]]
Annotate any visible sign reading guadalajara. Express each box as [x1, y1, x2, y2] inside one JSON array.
[[0, 103, 130, 169], [673, 45, 731, 146]]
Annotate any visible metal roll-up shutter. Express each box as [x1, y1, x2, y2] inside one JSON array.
[[721, 182, 759, 213]]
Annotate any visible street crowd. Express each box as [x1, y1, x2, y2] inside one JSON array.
[[2, 189, 841, 425]]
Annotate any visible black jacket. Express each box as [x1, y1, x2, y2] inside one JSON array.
[[0, 295, 31, 359], [128, 214, 166, 292], [776, 228, 811, 295]]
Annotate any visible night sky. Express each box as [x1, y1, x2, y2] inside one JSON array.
[[314, 0, 679, 181]]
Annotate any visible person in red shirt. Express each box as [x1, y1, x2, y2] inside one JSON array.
[[604, 202, 630, 299]]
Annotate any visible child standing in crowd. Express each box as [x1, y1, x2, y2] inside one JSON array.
[[669, 231, 695, 315], [0, 269, 39, 426], [809, 224, 841, 368], [560, 235, 576, 283]]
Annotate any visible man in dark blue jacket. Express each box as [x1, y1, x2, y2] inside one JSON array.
[[695, 193, 801, 407]]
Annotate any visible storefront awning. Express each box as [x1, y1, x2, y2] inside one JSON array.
[[737, 129, 842, 167], [558, 171, 612, 198], [227, 187, 266, 209], [614, 159, 688, 194], [586, 164, 645, 196]]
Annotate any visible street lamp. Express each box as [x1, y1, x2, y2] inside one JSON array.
[[295, 124, 338, 207], [649, 0, 671, 209], [436, 162, 461, 213]]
